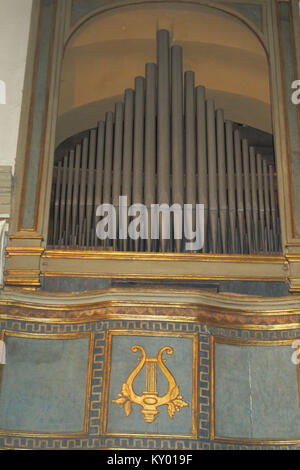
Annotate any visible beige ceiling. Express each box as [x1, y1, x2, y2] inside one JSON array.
[[57, 3, 271, 144]]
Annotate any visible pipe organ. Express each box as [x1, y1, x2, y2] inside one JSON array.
[[48, 30, 281, 254]]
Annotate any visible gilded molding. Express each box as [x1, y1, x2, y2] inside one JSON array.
[[0, 287, 300, 329], [42, 250, 285, 263], [5, 247, 44, 256]]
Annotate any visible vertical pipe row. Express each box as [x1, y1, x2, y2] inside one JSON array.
[[49, 30, 281, 256]]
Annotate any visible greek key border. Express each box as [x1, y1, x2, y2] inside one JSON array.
[[0, 318, 299, 449]]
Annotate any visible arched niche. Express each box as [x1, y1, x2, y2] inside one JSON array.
[[56, 2, 271, 146]]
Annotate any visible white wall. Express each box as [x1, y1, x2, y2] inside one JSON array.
[[0, 0, 32, 172]]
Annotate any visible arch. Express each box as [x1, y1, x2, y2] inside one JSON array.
[[56, 1, 271, 145], [66, 1, 268, 55]]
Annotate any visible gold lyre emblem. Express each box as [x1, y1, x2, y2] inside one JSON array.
[[112, 345, 188, 423]]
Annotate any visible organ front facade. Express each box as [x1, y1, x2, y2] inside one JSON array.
[[1, 0, 300, 451]]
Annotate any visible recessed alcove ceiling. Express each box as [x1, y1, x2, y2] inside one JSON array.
[[56, 3, 271, 146]]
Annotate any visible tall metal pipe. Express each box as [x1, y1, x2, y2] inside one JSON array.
[[157, 30, 171, 251], [144, 63, 157, 252], [196, 86, 208, 252], [171, 46, 184, 252], [86, 129, 97, 247], [185, 71, 197, 251], [263, 159, 271, 252], [133, 77, 145, 251], [206, 99, 218, 252], [257, 154, 266, 252], [59, 154, 68, 245], [78, 136, 89, 247], [112, 102, 124, 250], [72, 143, 81, 246], [216, 109, 227, 253], [269, 164, 278, 252], [249, 146, 259, 252], [65, 150, 74, 247], [122, 89, 134, 250], [225, 121, 236, 253], [94, 121, 105, 248], [234, 129, 245, 253], [242, 139, 252, 253], [53, 160, 62, 246], [102, 111, 114, 248]]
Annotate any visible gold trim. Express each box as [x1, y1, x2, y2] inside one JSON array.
[[210, 335, 300, 445], [9, 235, 43, 240], [42, 273, 289, 284], [6, 247, 44, 256], [4, 279, 40, 287], [41, 272, 288, 282], [0, 330, 93, 438], [0, 311, 299, 330], [42, 250, 285, 263], [5, 270, 40, 276], [101, 329, 198, 439], [1, 294, 300, 314], [286, 255, 300, 262]]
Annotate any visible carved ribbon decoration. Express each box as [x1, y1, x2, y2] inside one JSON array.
[[112, 345, 188, 423]]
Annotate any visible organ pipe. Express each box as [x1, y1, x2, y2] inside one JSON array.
[[144, 62, 157, 252], [49, 29, 281, 255]]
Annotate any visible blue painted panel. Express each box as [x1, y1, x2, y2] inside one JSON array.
[[0, 336, 90, 432], [250, 346, 300, 439], [215, 343, 252, 438], [215, 343, 300, 439]]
